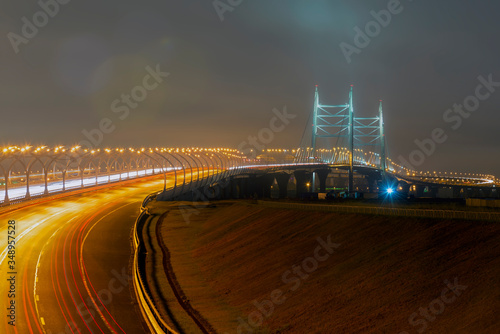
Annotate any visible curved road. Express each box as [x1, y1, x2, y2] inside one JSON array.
[[0, 175, 173, 334]]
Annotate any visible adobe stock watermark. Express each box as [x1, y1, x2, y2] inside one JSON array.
[[7, 0, 72, 54], [45, 267, 132, 334], [213, 0, 244, 22], [399, 278, 467, 334], [225, 235, 340, 334], [398, 74, 499, 171], [237, 106, 295, 160], [79, 64, 170, 150], [340, 0, 412, 64]]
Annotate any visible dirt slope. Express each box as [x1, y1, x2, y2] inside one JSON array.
[[158, 201, 500, 333]]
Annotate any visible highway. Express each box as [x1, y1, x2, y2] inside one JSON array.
[[0, 168, 171, 202], [0, 174, 178, 334]]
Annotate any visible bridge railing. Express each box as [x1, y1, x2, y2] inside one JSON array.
[[250, 149, 496, 187], [1, 146, 496, 205], [132, 211, 179, 334], [0, 146, 246, 206]]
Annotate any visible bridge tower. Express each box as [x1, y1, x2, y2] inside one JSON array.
[[310, 85, 352, 191], [309, 85, 388, 193], [311, 85, 319, 153], [310, 85, 350, 155], [348, 85, 354, 192], [379, 100, 387, 175]]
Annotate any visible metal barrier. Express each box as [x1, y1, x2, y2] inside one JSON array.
[[0, 146, 245, 205], [132, 211, 179, 334], [257, 201, 500, 222]]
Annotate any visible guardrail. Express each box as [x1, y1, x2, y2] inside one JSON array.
[[132, 211, 179, 334], [257, 201, 500, 222], [1, 147, 245, 205]]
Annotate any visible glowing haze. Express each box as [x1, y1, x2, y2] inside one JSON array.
[[1, 0, 499, 176]]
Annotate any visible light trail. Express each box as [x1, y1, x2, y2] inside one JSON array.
[[0, 208, 71, 265]]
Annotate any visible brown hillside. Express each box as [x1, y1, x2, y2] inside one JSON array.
[[157, 201, 500, 333]]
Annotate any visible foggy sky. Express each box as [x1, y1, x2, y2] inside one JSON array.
[[1, 0, 499, 176]]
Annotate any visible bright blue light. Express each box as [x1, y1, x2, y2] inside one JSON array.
[[386, 188, 394, 194]]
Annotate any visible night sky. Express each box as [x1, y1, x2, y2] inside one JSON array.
[[1, 1, 499, 176]]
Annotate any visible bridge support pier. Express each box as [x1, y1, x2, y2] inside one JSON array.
[[452, 187, 463, 198], [482, 188, 492, 198], [235, 176, 263, 198], [257, 174, 275, 199], [235, 177, 248, 199], [248, 175, 257, 198], [221, 178, 231, 199], [230, 178, 239, 198], [294, 171, 312, 198], [212, 185, 223, 200], [220, 178, 233, 199], [399, 182, 410, 198], [428, 186, 439, 198], [366, 176, 379, 193], [275, 173, 290, 199], [472, 188, 482, 198], [315, 169, 330, 193], [415, 185, 425, 198]]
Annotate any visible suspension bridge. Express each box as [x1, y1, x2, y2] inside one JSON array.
[[0, 86, 498, 205]]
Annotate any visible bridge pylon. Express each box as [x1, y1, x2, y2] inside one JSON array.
[[379, 100, 386, 175], [348, 85, 354, 193], [309, 85, 389, 193]]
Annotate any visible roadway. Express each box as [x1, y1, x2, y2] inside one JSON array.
[[0, 174, 180, 334], [0, 168, 170, 202]]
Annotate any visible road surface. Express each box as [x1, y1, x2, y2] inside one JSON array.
[[0, 175, 177, 334]]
